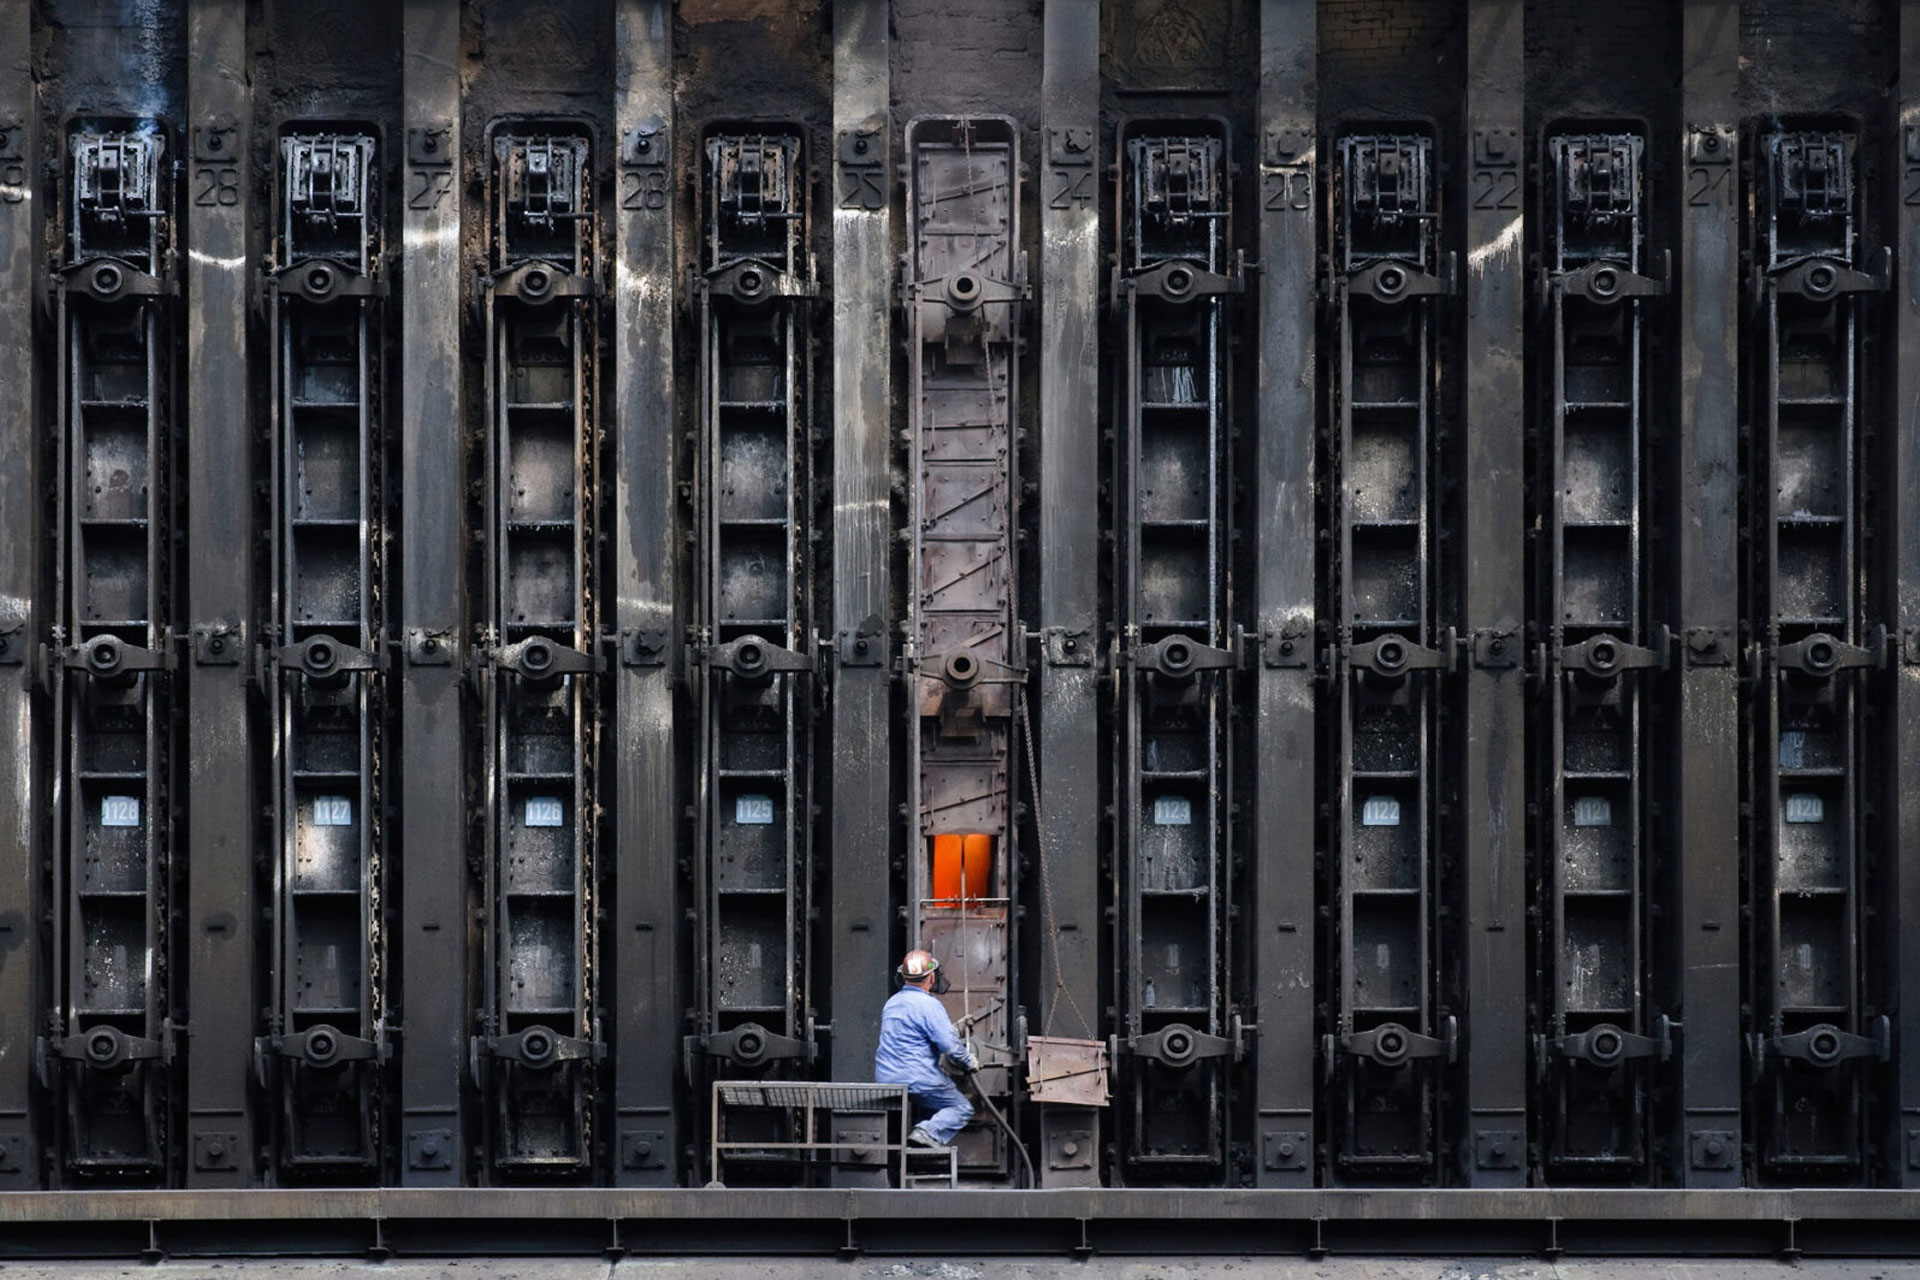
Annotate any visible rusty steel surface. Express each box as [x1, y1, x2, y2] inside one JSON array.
[[4, 0, 1920, 1258]]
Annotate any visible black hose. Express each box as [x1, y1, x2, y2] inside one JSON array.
[[966, 1072, 1036, 1189]]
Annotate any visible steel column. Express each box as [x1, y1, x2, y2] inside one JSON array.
[[0, 0, 38, 1190], [1457, 0, 1528, 1188], [1894, 0, 1920, 1191], [1252, 0, 1317, 1190], [1669, 0, 1743, 1189], [611, 0, 680, 1188], [827, 0, 893, 1093], [183, 0, 256, 1188], [1036, 0, 1101, 1188], [397, 0, 466, 1188]]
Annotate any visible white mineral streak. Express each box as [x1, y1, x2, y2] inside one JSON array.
[[1469, 214, 1523, 273]]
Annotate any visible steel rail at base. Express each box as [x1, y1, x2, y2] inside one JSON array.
[[4, 1188, 1920, 1260]]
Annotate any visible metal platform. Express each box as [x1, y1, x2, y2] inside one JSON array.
[[709, 1081, 910, 1187]]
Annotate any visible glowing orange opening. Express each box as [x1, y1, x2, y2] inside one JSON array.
[[931, 832, 993, 902]]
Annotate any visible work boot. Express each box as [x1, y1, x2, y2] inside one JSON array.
[[907, 1125, 942, 1149]]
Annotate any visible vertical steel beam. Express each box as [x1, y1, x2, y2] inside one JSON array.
[[1252, 0, 1317, 1190], [1671, 0, 1743, 1188], [184, 0, 256, 1188], [611, 0, 680, 1187], [1891, 0, 1920, 1190], [1459, 0, 1528, 1187], [397, 0, 466, 1187], [1036, 0, 1101, 1188], [0, 0, 39, 1191], [828, 0, 893, 1090]]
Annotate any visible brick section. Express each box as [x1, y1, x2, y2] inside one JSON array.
[[894, 0, 1042, 121], [1742, 0, 1894, 117], [1320, 0, 1465, 119], [1525, 0, 1676, 121]]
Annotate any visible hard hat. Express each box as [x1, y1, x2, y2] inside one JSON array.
[[898, 949, 940, 980]]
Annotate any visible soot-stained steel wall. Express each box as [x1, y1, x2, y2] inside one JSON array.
[[1, 0, 1919, 1208]]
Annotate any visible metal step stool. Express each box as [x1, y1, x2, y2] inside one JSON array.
[[902, 1142, 959, 1188]]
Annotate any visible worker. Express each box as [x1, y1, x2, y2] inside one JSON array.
[[874, 948, 976, 1148]]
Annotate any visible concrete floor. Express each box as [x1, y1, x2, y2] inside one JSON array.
[[3, 1262, 1918, 1280]]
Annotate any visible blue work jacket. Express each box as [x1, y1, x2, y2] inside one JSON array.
[[874, 985, 972, 1091]]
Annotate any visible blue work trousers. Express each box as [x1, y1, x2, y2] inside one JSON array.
[[909, 1076, 974, 1144]]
